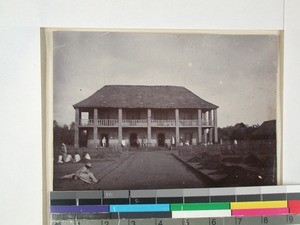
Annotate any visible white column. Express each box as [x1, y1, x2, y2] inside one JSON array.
[[198, 109, 202, 144], [204, 129, 208, 144], [118, 108, 122, 143], [147, 109, 151, 147], [74, 108, 79, 149], [175, 109, 180, 146], [214, 109, 218, 143], [206, 111, 209, 125], [93, 108, 98, 147], [209, 128, 213, 143]]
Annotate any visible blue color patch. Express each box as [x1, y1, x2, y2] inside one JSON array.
[[109, 204, 170, 212], [50, 205, 109, 213]]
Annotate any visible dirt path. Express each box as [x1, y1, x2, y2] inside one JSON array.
[[94, 151, 207, 190]]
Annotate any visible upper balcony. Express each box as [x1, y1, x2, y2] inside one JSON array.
[[122, 119, 147, 127], [79, 119, 214, 128], [151, 119, 176, 127]]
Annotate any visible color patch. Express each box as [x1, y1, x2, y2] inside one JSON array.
[[50, 205, 109, 213], [172, 209, 231, 218], [289, 208, 300, 214], [79, 199, 101, 205], [184, 196, 210, 203], [236, 194, 261, 202], [211, 195, 236, 202], [109, 204, 169, 212], [171, 202, 230, 211], [50, 199, 77, 206], [130, 197, 156, 204], [231, 201, 287, 209], [157, 197, 183, 203], [288, 200, 300, 208], [231, 208, 289, 217]]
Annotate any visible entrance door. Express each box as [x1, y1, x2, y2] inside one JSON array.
[[101, 134, 109, 147], [79, 129, 88, 147], [157, 133, 165, 147], [130, 133, 138, 147], [184, 132, 192, 145]]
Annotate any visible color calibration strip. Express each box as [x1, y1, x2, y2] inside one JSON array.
[[50, 185, 300, 223], [50, 200, 294, 218]]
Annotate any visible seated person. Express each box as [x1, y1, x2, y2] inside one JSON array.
[[61, 163, 98, 184]]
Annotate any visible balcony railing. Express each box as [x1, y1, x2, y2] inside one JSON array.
[[151, 119, 176, 127], [122, 119, 147, 127], [98, 119, 118, 127], [79, 119, 94, 126], [202, 120, 214, 126], [179, 119, 198, 127], [79, 119, 214, 127]]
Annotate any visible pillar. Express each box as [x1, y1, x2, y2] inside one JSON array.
[[175, 109, 180, 146], [93, 108, 98, 147], [147, 109, 151, 147], [209, 128, 213, 143], [204, 129, 208, 144], [202, 112, 205, 126], [208, 110, 212, 126], [74, 108, 79, 149], [198, 109, 202, 144], [214, 109, 218, 143], [118, 108, 122, 143], [202, 111, 208, 126]]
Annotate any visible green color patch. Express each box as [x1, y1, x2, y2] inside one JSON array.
[[171, 202, 230, 211]]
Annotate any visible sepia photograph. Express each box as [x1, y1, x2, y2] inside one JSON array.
[[49, 30, 280, 191]]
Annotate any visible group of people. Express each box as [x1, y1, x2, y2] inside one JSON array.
[[59, 143, 97, 184], [58, 143, 91, 163], [131, 137, 147, 147]]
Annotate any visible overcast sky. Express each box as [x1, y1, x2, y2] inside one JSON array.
[[53, 31, 279, 128]]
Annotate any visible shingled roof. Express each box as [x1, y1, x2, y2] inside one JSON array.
[[73, 85, 218, 109]]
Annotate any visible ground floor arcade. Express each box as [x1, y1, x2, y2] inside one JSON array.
[[77, 127, 217, 148]]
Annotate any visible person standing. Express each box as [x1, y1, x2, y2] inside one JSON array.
[[102, 136, 106, 147], [142, 137, 147, 147], [121, 138, 126, 148], [171, 136, 175, 149], [61, 143, 67, 162]]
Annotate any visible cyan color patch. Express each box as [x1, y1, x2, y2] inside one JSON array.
[[109, 204, 170, 212]]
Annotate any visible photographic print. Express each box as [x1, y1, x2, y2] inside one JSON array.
[[49, 30, 280, 191]]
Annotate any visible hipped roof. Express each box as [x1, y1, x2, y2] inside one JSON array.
[[73, 85, 218, 109]]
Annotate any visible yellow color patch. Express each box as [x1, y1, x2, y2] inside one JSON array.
[[230, 201, 287, 209]]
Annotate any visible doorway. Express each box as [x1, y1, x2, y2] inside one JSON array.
[[184, 132, 192, 145], [157, 133, 165, 147], [79, 129, 88, 147], [130, 133, 139, 147], [101, 133, 109, 147]]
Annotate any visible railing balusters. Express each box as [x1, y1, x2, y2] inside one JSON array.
[[79, 119, 213, 127]]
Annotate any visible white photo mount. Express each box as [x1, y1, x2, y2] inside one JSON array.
[[2, 1, 300, 225]]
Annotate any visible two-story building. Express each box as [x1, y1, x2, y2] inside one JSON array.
[[73, 85, 218, 148]]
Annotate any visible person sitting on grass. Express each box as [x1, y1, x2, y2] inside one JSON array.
[[61, 163, 98, 184]]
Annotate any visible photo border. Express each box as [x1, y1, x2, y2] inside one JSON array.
[[2, 1, 297, 225]]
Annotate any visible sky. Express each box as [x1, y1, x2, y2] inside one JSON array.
[[53, 31, 279, 128]]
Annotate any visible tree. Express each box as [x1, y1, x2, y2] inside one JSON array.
[[53, 121, 75, 149]]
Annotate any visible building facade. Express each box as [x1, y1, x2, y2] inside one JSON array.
[[73, 85, 218, 148]]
